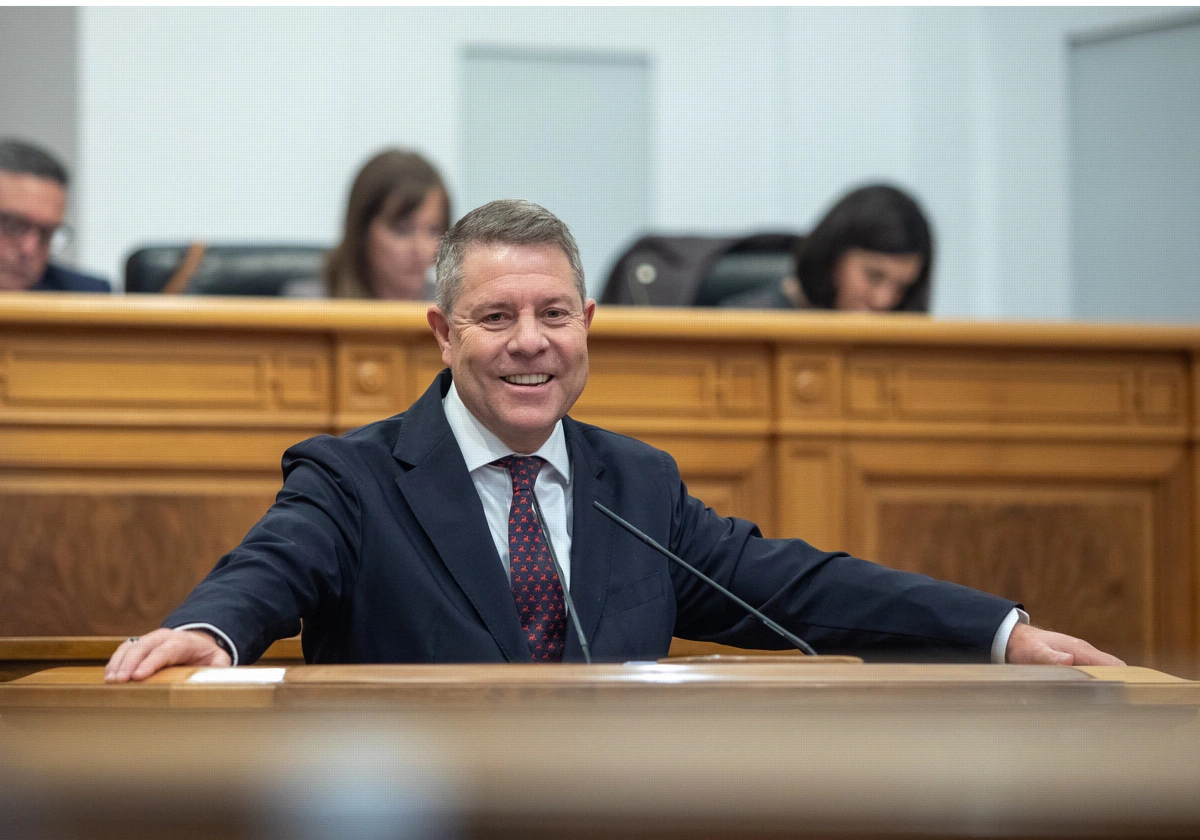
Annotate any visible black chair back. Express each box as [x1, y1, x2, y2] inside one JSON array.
[[601, 233, 800, 306], [125, 244, 329, 295]]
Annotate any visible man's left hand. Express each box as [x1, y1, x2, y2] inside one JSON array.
[[1005, 622, 1125, 666]]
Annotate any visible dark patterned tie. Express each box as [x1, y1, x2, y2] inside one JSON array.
[[494, 455, 566, 662]]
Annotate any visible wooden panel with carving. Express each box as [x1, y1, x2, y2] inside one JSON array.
[[841, 349, 1189, 432], [0, 427, 321, 471], [336, 341, 453, 433], [0, 480, 277, 636], [411, 342, 449, 400], [0, 299, 1196, 670], [335, 340, 411, 429], [775, 440, 843, 549], [778, 351, 842, 422], [0, 327, 331, 427], [575, 341, 771, 435], [838, 441, 1192, 668], [637, 435, 774, 533]]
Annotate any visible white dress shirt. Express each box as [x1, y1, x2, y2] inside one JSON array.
[[442, 381, 574, 590]]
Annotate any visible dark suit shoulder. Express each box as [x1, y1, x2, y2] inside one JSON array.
[[34, 264, 111, 292], [569, 417, 667, 456], [284, 411, 407, 468], [566, 417, 677, 472]]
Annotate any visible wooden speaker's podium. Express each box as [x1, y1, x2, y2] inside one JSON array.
[[3, 657, 1197, 710], [3, 658, 1198, 839]]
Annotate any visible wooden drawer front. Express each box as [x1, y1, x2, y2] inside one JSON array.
[[0, 331, 329, 423], [841, 351, 1188, 429], [575, 342, 770, 426]]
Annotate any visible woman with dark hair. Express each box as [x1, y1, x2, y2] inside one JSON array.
[[322, 148, 451, 300], [722, 184, 933, 312]]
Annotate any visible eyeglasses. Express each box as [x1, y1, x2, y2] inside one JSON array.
[[0, 211, 73, 254]]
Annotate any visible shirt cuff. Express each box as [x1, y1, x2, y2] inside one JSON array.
[[172, 622, 239, 667], [991, 607, 1030, 663]]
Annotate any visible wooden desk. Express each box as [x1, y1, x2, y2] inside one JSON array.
[[0, 635, 304, 682], [1, 296, 1198, 672], [2, 661, 1198, 710], [2, 663, 1198, 839]]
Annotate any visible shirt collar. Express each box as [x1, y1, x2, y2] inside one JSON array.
[[443, 380, 571, 482]]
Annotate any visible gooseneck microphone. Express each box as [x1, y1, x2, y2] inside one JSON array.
[[530, 493, 592, 664], [592, 501, 818, 657]]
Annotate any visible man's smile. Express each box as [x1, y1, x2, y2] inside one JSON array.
[[502, 374, 553, 386]]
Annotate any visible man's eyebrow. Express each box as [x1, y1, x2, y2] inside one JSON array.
[[540, 295, 579, 308], [464, 298, 513, 314], [467, 295, 579, 313]]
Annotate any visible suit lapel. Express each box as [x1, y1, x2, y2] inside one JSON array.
[[392, 371, 529, 663], [562, 417, 614, 660]]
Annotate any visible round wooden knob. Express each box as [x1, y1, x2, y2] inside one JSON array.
[[793, 368, 822, 402], [356, 361, 384, 394]]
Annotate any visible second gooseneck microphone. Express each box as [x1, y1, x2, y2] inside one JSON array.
[[592, 501, 818, 657]]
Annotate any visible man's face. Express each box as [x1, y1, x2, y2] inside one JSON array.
[[0, 170, 67, 291], [427, 242, 595, 454]]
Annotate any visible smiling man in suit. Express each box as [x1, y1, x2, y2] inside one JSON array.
[[107, 199, 1121, 681]]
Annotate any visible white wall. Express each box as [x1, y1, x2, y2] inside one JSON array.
[[0, 8, 77, 168], [60, 6, 1186, 317], [974, 6, 1177, 319], [1071, 14, 1200, 321], [0, 8, 79, 259]]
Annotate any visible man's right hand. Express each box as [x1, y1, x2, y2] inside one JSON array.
[[104, 628, 232, 682]]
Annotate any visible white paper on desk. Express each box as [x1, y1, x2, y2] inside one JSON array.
[[186, 668, 286, 684]]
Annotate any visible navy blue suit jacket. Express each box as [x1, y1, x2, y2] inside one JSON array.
[[31, 263, 110, 292], [166, 370, 1018, 664]]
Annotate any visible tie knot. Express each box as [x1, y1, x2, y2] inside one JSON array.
[[494, 455, 545, 489]]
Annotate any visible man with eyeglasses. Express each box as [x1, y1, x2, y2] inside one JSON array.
[[0, 138, 109, 293]]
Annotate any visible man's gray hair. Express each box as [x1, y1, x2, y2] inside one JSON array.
[[0, 138, 70, 186], [435, 199, 586, 316]]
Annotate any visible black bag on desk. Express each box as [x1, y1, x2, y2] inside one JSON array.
[[600, 232, 800, 307]]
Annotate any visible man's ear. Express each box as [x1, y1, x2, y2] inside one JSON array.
[[427, 306, 454, 367], [583, 298, 596, 331]]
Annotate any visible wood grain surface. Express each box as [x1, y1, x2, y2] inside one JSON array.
[[2, 297, 1197, 677]]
